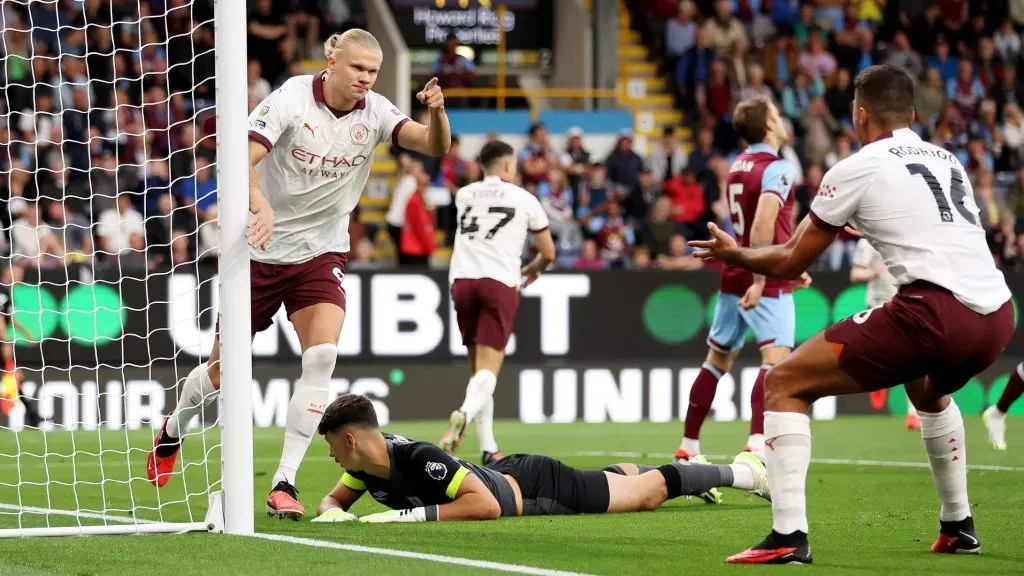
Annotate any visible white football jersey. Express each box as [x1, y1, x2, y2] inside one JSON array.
[[852, 238, 898, 308], [247, 72, 410, 264], [811, 128, 1010, 314], [449, 176, 550, 288]]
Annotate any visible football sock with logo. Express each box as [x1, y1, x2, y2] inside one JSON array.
[[459, 369, 497, 421], [996, 363, 1024, 414], [656, 462, 734, 499], [764, 411, 812, 535], [272, 343, 335, 489], [919, 399, 971, 522], [681, 362, 724, 454], [161, 362, 218, 456], [475, 396, 499, 454]]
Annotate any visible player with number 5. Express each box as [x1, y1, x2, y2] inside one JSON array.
[[148, 29, 452, 522], [672, 95, 808, 498], [439, 141, 556, 465], [690, 64, 1013, 564]]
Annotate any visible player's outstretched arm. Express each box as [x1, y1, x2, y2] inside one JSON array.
[[396, 77, 451, 157], [740, 194, 784, 308], [359, 473, 501, 523], [312, 475, 364, 522], [690, 216, 837, 280]]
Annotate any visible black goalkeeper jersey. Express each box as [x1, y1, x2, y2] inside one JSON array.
[[342, 434, 518, 517]]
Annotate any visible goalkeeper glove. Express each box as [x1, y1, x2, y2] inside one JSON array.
[[310, 508, 359, 523], [358, 506, 439, 523]]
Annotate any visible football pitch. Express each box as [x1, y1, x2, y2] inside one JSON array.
[[2, 417, 1024, 575]]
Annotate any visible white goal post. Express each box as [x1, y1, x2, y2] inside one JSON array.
[[0, 0, 253, 537]]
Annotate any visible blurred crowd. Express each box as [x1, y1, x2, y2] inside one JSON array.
[[5, 0, 1024, 275], [0, 0, 364, 274]]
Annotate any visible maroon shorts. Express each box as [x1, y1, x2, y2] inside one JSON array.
[[825, 281, 1015, 394], [450, 278, 519, 350], [249, 252, 349, 335]]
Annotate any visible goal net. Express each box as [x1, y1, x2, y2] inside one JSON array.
[[0, 0, 253, 537]]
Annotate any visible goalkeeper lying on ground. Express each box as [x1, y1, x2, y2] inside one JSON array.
[[313, 394, 769, 523]]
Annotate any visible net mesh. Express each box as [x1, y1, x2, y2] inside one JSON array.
[[0, 0, 221, 534]]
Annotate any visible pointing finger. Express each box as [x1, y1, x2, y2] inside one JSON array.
[[424, 77, 438, 90]]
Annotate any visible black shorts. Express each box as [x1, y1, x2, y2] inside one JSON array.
[[488, 454, 609, 516]]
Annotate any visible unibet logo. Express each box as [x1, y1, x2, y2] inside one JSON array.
[[12, 284, 125, 345]]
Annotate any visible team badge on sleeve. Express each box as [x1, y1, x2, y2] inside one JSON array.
[[259, 104, 270, 116], [425, 461, 448, 481], [351, 123, 369, 144]]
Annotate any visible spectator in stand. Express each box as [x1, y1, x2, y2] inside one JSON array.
[[11, 202, 63, 269], [572, 239, 608, 270], [975, 170, 1006, 232], [976, 37, 1001, 91], [665, 1, 698, 80], [560, 127, 592, 200], [930, 100, 967, 151], [927, 37, 959, 85], [916, 68, 947, 131], [624, 165, 660, 225], [398, 170, 436, 268], [688, 126, 719, 181], [762, 34, 795, 92], [347, 237, 384, 271], [630, 244, 654, 270], [434, 34, 475, 107], [990, 65, 1022, 119], [640, 195, 676, 258], [518, 123, 557, 187], [539, 169, 581, 255], [98, 194, 145, 260], [605, 130, 644, 195], [799, 97, 839, 168], [587, 201, 635, 268], [45, 202, 92, 263], [698, 59, 734, 123], [662, 167, 707, 238], [947, 60, 986, 122], [657, 233, 703, 271], [723, 38, 750, 92], [648, 126, 687, 184], [1004, 104, 1024, 166], [1009, 169, 1024, 234], [702, 0, 748, 53], [824, 134, 854, 170], [577, 163, 609, 223], [248, 59, 272, 103], [886, 31, 923, 79], [676, 27, 716, 107], [798, 33, 837, 79], [247, 0, 287, 87], [781, 69, 824, 121], [197, 205, 219, 263], [146, 193, 197, 270], [738, 63, 774, 103], [960, 136, 995, 177], [994, 19, 1021, 64], [792, 3, 825, 49], [824, 67, 854, 125], [386, 157, 422, 252]]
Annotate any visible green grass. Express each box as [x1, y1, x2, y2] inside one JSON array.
[[2, 417, 1024, 575]]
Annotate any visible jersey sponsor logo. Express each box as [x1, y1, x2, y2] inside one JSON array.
[[290, 148, 368, 168], [425, 461, 448, 481], [303, 122, 316, 138], [350, 123, 369, 144]]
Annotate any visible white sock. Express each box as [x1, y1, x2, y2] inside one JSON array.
[[476, 396, 499, 454], [458, 369, 497, 421], [272, 343, 335, 488], [166, 362, 217, 439], [680, 437, 700, 456], [919, 399, 971, 522], [729, 463, 754, 490], [764, 411, 811, 535], [747, 433, 765, 452]]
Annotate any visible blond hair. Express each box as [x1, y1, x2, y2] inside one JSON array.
[[323, 29, 381, 57]]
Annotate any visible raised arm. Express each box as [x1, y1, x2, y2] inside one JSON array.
[[396, 78, 451, 157]]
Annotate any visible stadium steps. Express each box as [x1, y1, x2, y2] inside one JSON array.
[[616, 0, 684, 155]]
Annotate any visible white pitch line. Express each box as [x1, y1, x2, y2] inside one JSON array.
[[564, 451, 1024, 472], [250, 533, 595, 576], [0, 502, 157, 524]]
